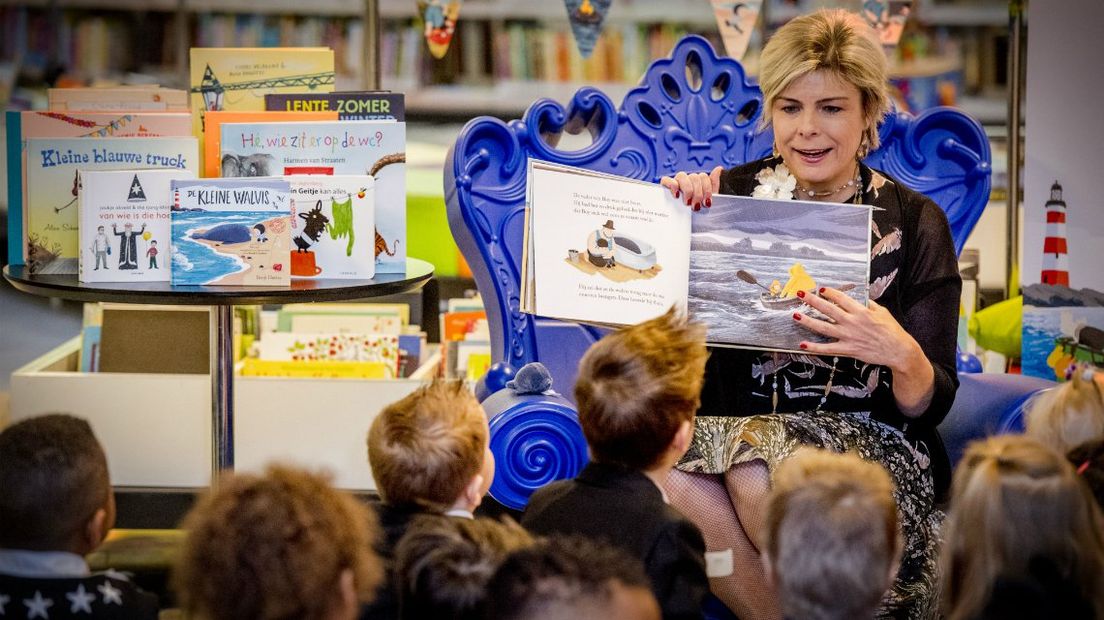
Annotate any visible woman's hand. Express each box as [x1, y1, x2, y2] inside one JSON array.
[[795, 287, 936, 417], [659, 166, 723, 211]]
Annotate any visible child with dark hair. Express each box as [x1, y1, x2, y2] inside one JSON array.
[[484, 536, 661, 620], [393, 515, 533, 619], [0, 414, 159, 619], [521, 306, 709, 619]]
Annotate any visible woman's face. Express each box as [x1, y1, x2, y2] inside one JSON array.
[[771, 69, 867, 194]]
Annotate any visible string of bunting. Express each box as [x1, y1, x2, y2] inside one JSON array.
[[40, 112, 135, 137], [418, 0, 463, 59], [710, 0, 762, 61], [564, 0, 612, 59]]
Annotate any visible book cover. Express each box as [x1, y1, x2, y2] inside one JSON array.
[[189, 47, 335, 171], [24, 136, 199, 275], [523, 161, 872, 352], [170, 178, 292, 286], [255, 332, 400, 378], [286, 175, 375, 279], [7, 111, 193, 266], [264, 91, 405, 121], [239, 358, 390, 379], [79, 169, 196, 283], [276, 302, 410, 330], [218, 120, 406, 273], [48, 87, 189, 112], [202, 110, 336, 178], [285, 313, 403, 335]]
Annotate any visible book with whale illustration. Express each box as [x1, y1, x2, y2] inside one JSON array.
[[170, 178, 292, 286], [522, 160, 873, 352]]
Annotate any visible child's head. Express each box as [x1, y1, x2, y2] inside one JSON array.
[[940, 435, 1104, 620], [395, 515, 534, 619], [574, 306, 708, 471], [97, 225, 105, 233], [1025, 365, 1104, 454], [174, 464, 382, 620], [151, 240, 157, 246], [368, 380, 493, 512], [0, 414, 114, 554], [484, 536, 661, 620], [763, 449, 900, 620], [1067, 437, 1104, 510]]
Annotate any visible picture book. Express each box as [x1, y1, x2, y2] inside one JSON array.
[[79, 169, 196, 283], [170, 178, 292, 286], [218, 120, 406, 273], [255, 332, 401, 378], [47, 87, 189, 112], [6, 110, 192, 266], [202, 110, 336, 178], [264, 91, 405, 121], [239, 358, 390, 379], [286, 175, 375, 279], [189, 47, 335, 171], [276, 302, 410, 331], [24, 136, 199, 274], [284, 313, 404, 336], [522, 160, 872, 352]]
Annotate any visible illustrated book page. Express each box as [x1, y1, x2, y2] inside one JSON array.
[[287, 175, 375, 279]]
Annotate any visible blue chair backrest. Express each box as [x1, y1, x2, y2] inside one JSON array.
[[445, 35, 991, 397]]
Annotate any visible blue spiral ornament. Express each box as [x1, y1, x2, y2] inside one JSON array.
[[482, 390, 589, 510]]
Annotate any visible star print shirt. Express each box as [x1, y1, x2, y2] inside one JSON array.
[[0, 572, 158, 619]]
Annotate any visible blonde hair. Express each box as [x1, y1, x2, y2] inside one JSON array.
[[575, 306, 708, 470], [764, 449, 900, 620], [940, 435, 1104, 620], [758, 9, 891, 152], [368, 379, 488, 510], [1024, 369, 1104, 454], [174, 465, 382, 620]]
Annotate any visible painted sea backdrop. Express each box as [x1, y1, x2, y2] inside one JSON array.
[[690, 196, 871, 351]]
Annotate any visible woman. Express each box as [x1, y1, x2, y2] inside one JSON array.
[[660, 10, 959, 619], [940, 435, 1104, 619]]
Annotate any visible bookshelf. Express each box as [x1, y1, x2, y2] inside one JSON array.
[[1, 0, 1009, 123]]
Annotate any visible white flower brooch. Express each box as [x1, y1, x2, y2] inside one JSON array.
[[752, 162, 797, 200]]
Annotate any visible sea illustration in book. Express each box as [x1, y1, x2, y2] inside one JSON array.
[[689, 195, 872, 351], [171, 178, 291, 286]]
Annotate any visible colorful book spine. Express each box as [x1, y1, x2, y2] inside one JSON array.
[[264, 92, 405, 121], [79, 169, 195, 283], [170, 178, 292, 286], [287, 175, 376, 279], [24, 136, 199, 275], [218, 120, 406, 274]]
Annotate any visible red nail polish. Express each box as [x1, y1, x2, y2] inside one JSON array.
[[793, 313, 802, 321], [799, 343, 808, 350], [796, 290, 805, 299], [675, 190, 681, 199], [819, 287, 826, 294], [705, 197, 712, 207], [693, 205, 700, 212]]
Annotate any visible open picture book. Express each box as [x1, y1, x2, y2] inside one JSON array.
[[521, 160, 873, 352]]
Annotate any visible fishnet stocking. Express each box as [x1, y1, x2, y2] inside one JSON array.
[[666, 466, 782, 620]]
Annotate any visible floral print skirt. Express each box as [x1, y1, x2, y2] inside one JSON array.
[[677, 412, 941, 620]]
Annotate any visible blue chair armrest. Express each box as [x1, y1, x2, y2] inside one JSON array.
[[939, 372, 1056, 467]]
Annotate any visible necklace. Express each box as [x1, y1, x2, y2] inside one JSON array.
[[770, 353, 839, 414], [795, 173, 861, 199]]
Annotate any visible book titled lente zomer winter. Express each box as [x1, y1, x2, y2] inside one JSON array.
[[522, 160, 872, 352], [171, 178, 292, 286], [79, 169, 196, 283]]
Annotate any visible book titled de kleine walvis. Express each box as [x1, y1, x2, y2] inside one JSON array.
[[79, 169, 196, 283], [218, 120, 406, 274], [24, 136, 198, 275], [522, 160, 873, 352], [171, 178, 292, 286]]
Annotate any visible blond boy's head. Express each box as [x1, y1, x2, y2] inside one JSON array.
[[368, 380, 492, 511], [764, 449, 901, 620], [574, 306, 708, 471]]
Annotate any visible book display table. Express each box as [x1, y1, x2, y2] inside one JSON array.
[[4, 258, 434, 483]]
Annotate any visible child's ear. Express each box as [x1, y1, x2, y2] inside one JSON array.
[[82, 508, 108, 554], [672, 420, 693, 455], [462, 473, 486, 511], [329, 568, 358, 620]]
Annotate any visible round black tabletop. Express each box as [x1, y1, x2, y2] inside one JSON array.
[[3, 257, 434, 305]]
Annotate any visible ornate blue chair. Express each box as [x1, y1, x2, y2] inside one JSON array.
[[446, 35, 1034, 511]]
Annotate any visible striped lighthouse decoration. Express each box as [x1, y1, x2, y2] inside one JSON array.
[[1041, 180, 1070, 286]]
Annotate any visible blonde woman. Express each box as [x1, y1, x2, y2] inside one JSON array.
[[660, 9, 958, 619], [940, 435, 1104, 619]]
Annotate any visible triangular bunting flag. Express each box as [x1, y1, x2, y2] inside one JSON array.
[[711, 0, 762, 61], [564, 0, 613, 59], [418, 0, 463, 59], [861, 0, 912, 50]]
